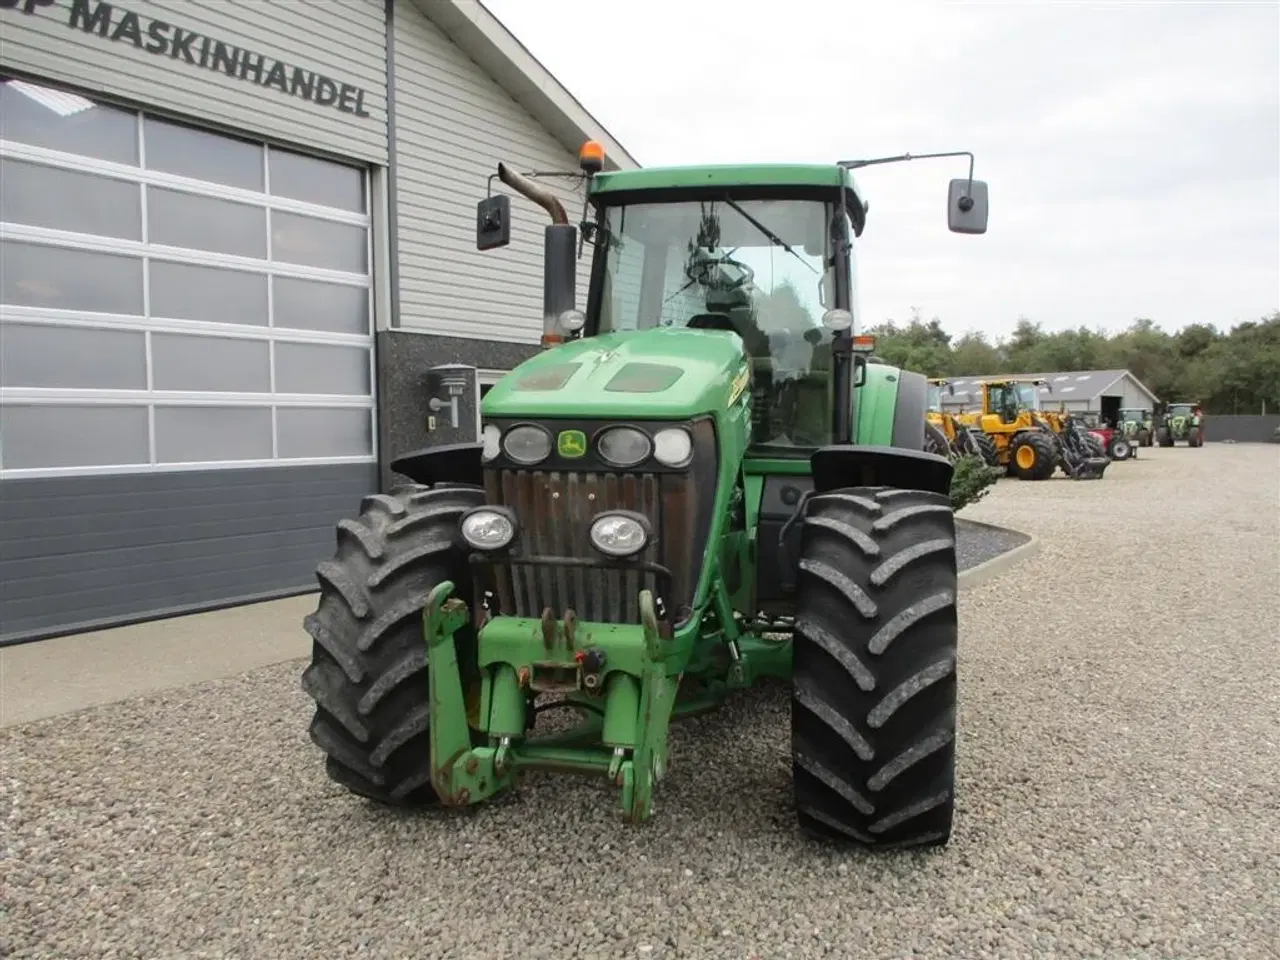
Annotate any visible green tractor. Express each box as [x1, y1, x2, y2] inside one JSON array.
[[1117, 407, 1154, 447], [300, 143, 991, 849], [1157, 402, 1205, 447]]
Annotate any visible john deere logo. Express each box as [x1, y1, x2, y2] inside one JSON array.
[[557, 429, 587, 458]]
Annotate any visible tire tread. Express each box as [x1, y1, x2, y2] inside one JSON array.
[[300, 482, 485, 806], [791, 485, 959, 849]]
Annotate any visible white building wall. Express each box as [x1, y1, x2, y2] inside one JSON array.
[[392, 0, 595, 344], [0, 0, 387, 162]]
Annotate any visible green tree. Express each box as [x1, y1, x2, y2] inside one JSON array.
[[861, 308, 1279, 415]]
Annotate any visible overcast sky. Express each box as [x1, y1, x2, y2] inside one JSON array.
[[481, 0, 1279, 342]]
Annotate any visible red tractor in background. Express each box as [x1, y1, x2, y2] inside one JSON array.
[[1071, 411, 1135, 460]]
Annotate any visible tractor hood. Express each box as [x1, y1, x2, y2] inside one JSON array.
[[482, 328, 749, 420]]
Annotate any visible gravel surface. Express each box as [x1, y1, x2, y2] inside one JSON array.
[[3, 444, 1278, 960], [955, 517, 1032, 571]]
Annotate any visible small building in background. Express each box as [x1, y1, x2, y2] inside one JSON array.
[[940, 369, 1161, 424]]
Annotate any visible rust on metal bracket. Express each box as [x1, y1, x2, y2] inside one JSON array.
[[540, 607, 557, 650], [432, 747, 470, 806]]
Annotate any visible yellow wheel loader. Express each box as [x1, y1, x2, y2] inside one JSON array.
[[958, 378, 1109, 480], [927, 378, 998, 466]]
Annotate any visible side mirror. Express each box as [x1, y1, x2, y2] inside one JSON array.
[[476, 194, 511, 250], [947, 178, 989, 235]]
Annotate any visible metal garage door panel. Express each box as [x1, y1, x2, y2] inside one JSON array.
[[0, 463, 376, 643]]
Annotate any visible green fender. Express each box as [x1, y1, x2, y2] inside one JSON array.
[[808, 363, 950, 495], [853, 362, 930, 448]]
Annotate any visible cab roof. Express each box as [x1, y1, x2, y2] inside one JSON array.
[[588, 163, 868, 233]]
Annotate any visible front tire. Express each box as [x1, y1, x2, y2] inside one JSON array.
[[924, 422, 953, 460], [791, 487, 958, 849], [301, 483, 485, 806], [1107, 436, 1132, 460], [1009, 431, 1057, 480], [969, 429, 999, 467]]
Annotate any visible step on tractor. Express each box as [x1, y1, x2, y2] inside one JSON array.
[[927, 378, 999, 466], [1118, 408, 1154, 447], [1157, 402, 1205, 447], [300, 145, 993, 849], [958, 379, 1110, 480]]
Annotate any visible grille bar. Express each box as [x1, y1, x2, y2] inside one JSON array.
[[483, 469, 673, 624]]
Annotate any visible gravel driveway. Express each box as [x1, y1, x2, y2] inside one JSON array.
[[3, 444, 1277, 960]]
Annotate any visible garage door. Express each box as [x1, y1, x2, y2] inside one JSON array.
[[0, 76, 378, 643]]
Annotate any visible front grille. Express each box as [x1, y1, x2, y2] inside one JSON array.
[[478, 420, 716, 626]]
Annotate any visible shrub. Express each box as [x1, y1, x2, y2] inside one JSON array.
[[950, 453, 1001, 512]]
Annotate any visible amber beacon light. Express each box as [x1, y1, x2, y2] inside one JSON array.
[[579, 140, 605, 174]]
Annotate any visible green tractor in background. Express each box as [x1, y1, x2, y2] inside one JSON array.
[[1157, 402, 1205, 447], [300, 142, 991, 849], [1118, 407, 1154, 447]]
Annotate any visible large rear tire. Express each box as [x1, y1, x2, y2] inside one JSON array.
[[791, 487, 958, 849], [301, 482, 486, 806], [1009, 431, 1057, 481]]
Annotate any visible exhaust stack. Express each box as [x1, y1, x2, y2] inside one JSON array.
[[497, 162, 577, 347]]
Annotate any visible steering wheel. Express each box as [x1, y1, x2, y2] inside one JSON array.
[[685, 254, 755, 291]]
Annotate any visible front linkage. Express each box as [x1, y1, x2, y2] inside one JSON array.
[[423, 582, 677, 822]]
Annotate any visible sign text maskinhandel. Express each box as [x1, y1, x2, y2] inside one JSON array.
[[2, 0, 373, 118]]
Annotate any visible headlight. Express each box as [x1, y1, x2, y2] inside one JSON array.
[[821, 308, 853, 332], [460, 508, 516, 551], [589, 511, 650, 558], [597, 426, 651, 467], [653, 427, 693, 467], [481, 423, 502, 462], [558, 309, 586, 332], [502, 424, 552, 464]]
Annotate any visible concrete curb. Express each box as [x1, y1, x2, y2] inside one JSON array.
[[958, 524, 1041, 590]]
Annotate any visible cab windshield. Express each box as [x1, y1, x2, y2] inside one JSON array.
[[1169, 404, 1195, 417], [1015, 383, 1043, 411], [592, 196, 847, 450], [1121, 409, 1149, 422], [927, 383, 945, 413], [992, 382, 1042, 417]]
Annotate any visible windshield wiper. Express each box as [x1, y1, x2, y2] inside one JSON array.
[[723, 197, 818, 276], [662, 245, 741, 305]]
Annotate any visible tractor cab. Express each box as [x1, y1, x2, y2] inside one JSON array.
[[582, 182, 861, 452], [982, 378, 1046, 424], [927, 377, 954, 414]]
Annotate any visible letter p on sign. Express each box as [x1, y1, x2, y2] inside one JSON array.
[[0, 0, 55, 13]]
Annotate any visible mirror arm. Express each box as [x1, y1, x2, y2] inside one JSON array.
[[839, 150, 978, 209]]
